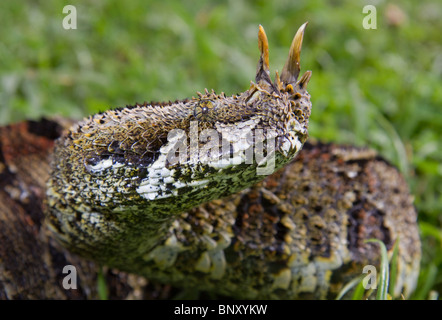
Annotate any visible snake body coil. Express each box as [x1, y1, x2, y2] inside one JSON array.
[[45, 24, 420, 299]]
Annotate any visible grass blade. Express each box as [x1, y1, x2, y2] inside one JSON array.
[[365, 239, 389, 300], [352, 277, 368, 300], [335, 275, 364, 300], [389, 238, 400, 298], [97, 266, 109, 300]]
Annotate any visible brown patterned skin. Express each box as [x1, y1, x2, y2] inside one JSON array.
[[40, 24, 421, 299], [177, 141, 420, 299], [109, 141, 419, 299], [0, 120, 420, 299]]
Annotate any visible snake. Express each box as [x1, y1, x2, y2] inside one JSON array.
[[45, 23, 421, 299]]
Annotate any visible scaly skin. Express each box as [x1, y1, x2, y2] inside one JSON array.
[[45, 24, 420, 299]]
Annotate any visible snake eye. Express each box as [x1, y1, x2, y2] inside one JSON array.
[[194, 100, 216, 122]]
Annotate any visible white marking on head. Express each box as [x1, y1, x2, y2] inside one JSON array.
[[85, 158, 113, 173]]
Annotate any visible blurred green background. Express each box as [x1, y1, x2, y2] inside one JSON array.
[[0, 0, 440, 299]]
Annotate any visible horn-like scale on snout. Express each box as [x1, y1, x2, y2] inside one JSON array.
[[255, 23, 311, 93], [281, 22, 308, 84]]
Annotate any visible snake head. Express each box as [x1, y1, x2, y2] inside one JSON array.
[[45, 23, 313, 256], [246, 23, 312, 158]]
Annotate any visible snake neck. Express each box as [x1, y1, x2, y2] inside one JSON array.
[[45, 24, 312, 262]]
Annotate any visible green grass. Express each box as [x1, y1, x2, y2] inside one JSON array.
[[97, 266, 109, 300], [336, 239, 398, 300], [1, 0, 440, 299]]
